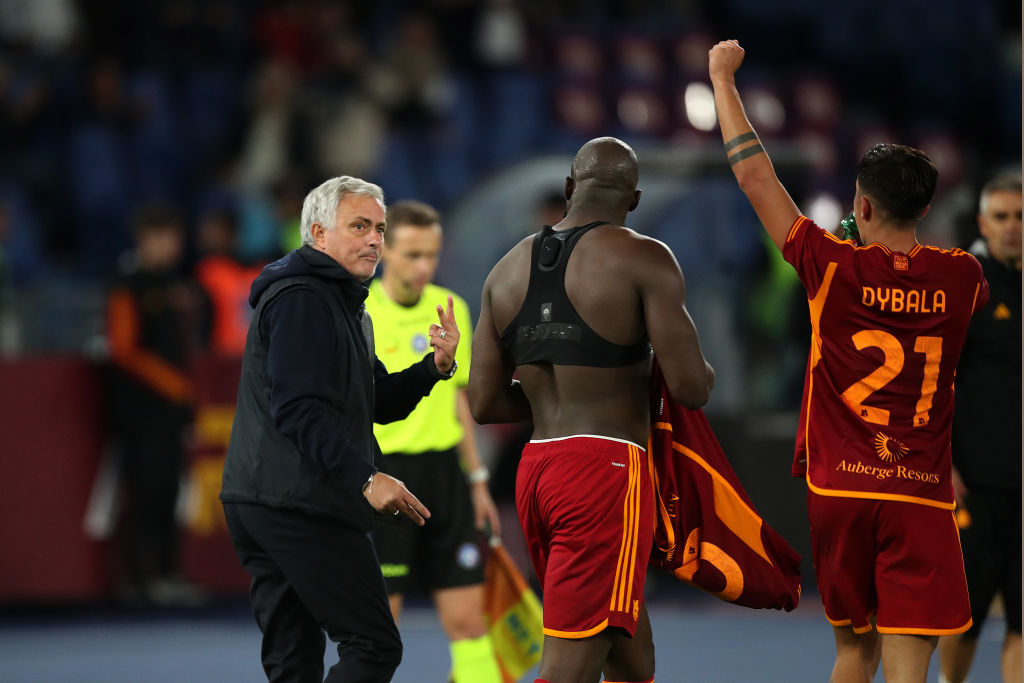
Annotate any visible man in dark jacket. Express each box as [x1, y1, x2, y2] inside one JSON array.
[[939, 174, 1022, 683], [220, 175, 461, 683]]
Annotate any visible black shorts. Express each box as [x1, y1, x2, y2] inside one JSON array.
[[958, 487, 1022, 636], [372, 448, 485, 595]]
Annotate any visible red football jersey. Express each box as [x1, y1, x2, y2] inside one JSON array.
[[783, 216, 989, 508]]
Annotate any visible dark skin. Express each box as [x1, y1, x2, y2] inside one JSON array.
[[468, 136, 715, 683]]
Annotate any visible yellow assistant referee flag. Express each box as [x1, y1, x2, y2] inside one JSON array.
[[483, 539, 543, 682]]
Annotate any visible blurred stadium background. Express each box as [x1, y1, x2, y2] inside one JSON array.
[[0, 0, 1018, 681]]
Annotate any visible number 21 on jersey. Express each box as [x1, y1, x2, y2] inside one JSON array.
[[841, 329, 942, 428]]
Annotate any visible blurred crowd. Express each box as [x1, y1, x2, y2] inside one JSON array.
[[0, 0, 1019, 360]]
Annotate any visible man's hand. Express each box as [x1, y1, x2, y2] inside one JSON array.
[[470, 483, 501, 537], [708, 39, 745, 84], [429, 295, 459, 374], [363, 472, 432, 526]]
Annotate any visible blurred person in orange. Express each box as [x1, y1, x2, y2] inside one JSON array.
[[194, 205, 263, 356]]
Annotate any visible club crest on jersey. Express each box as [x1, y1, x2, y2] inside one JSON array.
[[411, 333, 429, 353], [873, 432, 908, 463], [893, 254, 909, 271]]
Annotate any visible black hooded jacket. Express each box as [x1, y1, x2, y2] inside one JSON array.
[[220, 246, 447, 530]]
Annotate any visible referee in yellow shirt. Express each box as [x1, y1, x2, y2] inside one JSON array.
[[367, 200, 503, 683]]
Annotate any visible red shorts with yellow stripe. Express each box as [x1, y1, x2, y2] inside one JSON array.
[[516, 435, 654, 639], [808, 491, 972, 635]]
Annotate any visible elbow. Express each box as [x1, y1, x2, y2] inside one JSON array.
[[675, 386, 711, 411], [467, 388, 492, 425], [469, 402, 499, 425], [735, 167, 773, 195], [469, 392, 513, 425], [668, 367, 714, 410], [471, 410, 495, 425]]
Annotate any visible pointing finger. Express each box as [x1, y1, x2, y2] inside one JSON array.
[[403, 498, 431, 526]]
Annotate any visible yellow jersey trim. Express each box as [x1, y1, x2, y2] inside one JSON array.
[[806, 477, 955, 510], [610, 445, 643, 613], [543, 619, 608, 639], [876, 619, 973, 636], [825, 612, 875, 634], [969, 282, 981, 314]]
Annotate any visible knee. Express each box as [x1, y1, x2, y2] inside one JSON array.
[[441, 608, 488, 641], [350, 627, 402, 675], [604, 636, 655, 682]]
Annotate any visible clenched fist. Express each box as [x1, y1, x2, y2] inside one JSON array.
[[708, 39, 745, 83]]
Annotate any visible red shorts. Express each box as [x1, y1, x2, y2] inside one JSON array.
[[516, 435, 654, 639], [808, 491, 972, 635]]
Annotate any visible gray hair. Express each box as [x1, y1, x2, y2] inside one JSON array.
[[299, 176, 386, 247], [979, 173, 1022, 214]]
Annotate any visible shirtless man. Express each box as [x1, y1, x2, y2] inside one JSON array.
[[468, 137, 715, 683]]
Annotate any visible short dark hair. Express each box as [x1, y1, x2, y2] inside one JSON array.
[[856, 144, 937, 223], [384, 200, 440, 244], [132, 203, 184, 237]]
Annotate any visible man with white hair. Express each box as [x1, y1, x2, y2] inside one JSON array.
[[221, 176, 462, 682]]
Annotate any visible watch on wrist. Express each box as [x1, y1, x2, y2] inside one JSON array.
[[466, 467, 489, 485], [436, 358, 457, 380]]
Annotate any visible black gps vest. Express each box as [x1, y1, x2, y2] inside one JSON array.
[[500, 222, 651, 367]]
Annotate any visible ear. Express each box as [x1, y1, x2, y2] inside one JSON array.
[[310, 222, 326, 248], [628, 189, 642, 213], [858, 195, 873, 223], [564, 177, 574, 200]]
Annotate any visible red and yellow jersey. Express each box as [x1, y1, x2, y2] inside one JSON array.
[[783, 216, 988, 508]]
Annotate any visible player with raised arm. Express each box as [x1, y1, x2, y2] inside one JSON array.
[[709, 40, 989, 683]]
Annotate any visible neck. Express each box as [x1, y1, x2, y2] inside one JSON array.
[[998, 254, 1023, 272], [868, 222, 919, 254], [558, 206, 628, 230], [381, 276, 419, 306]]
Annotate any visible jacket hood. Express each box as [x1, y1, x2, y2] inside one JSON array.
[[249, 246, 366, 307]]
